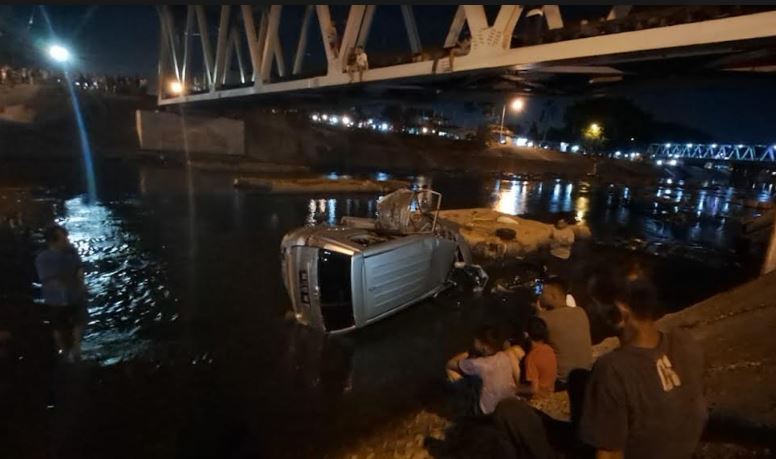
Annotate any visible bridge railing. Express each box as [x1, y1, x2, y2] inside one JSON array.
[[647, 143, 776, 163]]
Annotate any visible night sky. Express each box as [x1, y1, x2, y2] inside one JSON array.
[[9, 5, 776, 144]]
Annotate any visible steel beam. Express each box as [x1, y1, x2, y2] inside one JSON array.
[[212, 5, 231, 90], [274, 29, 286, 77], [224, 26, 246, 85], [400, 5, 421, 55], [543, 5, 564, 30], [160, 6, 181, 81], [293, 5, 314, 75], [156, 6, 169, 104], [233, 30, 247, 84], [194, 6, 215, 88], [356, 5, 376, 48], [260, 5, 282, 82], [339, 5, 366, 70], [463, 5, 488, 35], [493, 5, 523, 49], [241, 5, 261, 83], [315, 5, 336, 63], [444, 6, 466, 48], [181, 6, 195, 89], [607, 6, 633, 21]]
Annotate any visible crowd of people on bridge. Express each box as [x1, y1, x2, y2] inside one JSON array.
[[0, 63, 148, 95], [443, 221, 707, 458]]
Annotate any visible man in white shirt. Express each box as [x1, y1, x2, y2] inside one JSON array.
[[348, 46, 368, 83]]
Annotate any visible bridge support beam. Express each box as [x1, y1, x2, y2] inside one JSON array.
[[357, 5, 376, 48], [607, 5, 633, 21], [181, 6, 194, 89], [444, 6, 466, 48], [241, 5, 261, 84], [159, 6, 181, 82], [293, 5, 314, 75], [260, 6, 282, 83], [338, 5, 367, 72], [213, 6, 232, 91], [195, 6, 215, 89], [400, 5, 421, 55], [315, 5, 336, 63]]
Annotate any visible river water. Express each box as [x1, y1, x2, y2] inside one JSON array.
[[0, 160, 771, 457]]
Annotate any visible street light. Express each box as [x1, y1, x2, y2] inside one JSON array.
[[588, 123, 601, 137], [48, 44, 71, 63], [500, 97, 525, 144], [168, 80, 184, 95]]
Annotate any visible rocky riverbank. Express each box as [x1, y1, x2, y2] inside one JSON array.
[[331, 271, 776, 458]]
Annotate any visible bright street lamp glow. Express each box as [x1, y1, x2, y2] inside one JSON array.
[[168, 80, 184, 95], [510, 98, 525, 112], [48, 44, 71, 63]]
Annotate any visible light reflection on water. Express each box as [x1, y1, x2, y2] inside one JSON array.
[[57, 196, 174, 363], [487, 177, 774, 251]]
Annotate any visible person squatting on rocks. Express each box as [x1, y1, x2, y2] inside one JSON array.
[[493, 271, 707, 459], [517, 317, 557, 399], [35, 224, 88, 362], [446, 326, 523, 416], [536, 276, 593, 386]]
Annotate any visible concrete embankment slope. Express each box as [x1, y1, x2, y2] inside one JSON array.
[[659, 269, 776, 429]]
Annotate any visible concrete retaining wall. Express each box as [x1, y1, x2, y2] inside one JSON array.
[[135, 110, 244, 156]]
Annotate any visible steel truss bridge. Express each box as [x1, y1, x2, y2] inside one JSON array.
[[647, 143, 776, 163], [156, 5, 776, 106]]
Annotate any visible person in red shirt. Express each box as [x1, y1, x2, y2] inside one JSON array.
[[518, 317, 558, 398]]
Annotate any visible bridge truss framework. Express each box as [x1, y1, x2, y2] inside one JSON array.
[[156, 5, 776, 106], [647, 143, 776, 163]]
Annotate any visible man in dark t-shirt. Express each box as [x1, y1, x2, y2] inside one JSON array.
[[579, 279, 706, 459]]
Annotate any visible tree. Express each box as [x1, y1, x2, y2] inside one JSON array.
[[556, 97, 710, 150], [582, 122, 605, 154]]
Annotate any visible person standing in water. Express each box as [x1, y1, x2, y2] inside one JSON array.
[[35, 225, 88, 362]]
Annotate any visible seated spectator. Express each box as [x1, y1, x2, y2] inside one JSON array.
[[355, 46, 368, 81], [446, 326, 521, 415], [448, 33, 472, 71], [492, 398, 555, 459], [347, 46, 368, 83], [517, 317, 557, 398], [537, 277, 593, 384], [579, 277, 707, 459], [327, 22, 340, 58]]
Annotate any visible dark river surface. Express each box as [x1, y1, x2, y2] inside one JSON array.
[[0, 159, 772, 458]]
